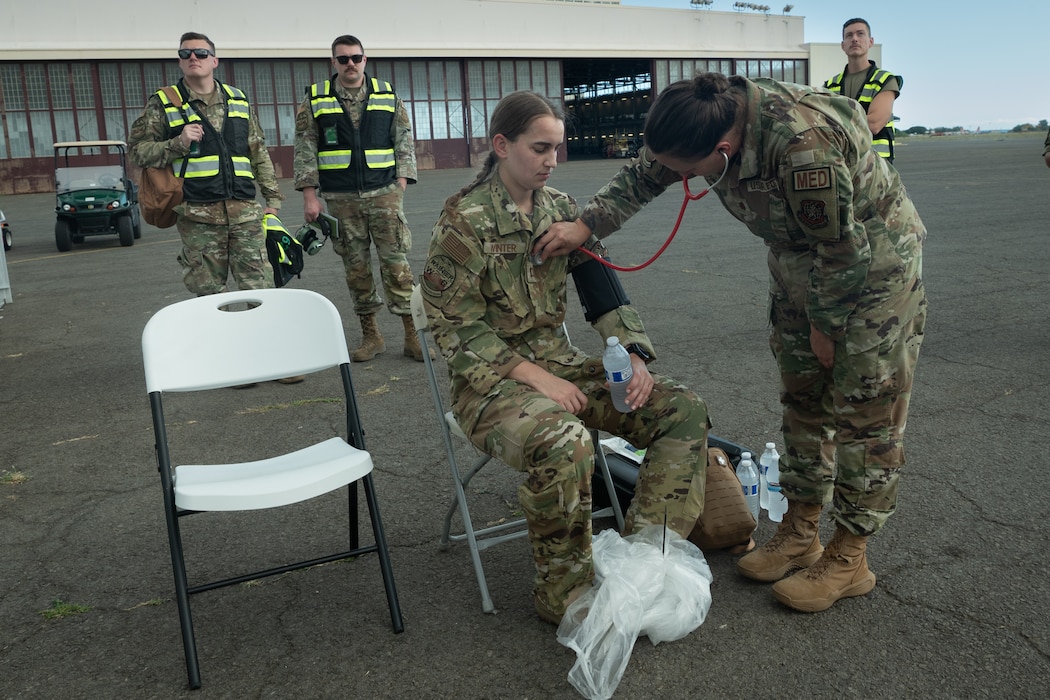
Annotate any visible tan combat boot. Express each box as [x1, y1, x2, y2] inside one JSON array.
[[401, 315, 433, 362], [352, 314, 385, 362], [737, 500, 824, 582], [771, 524, 876, 612]]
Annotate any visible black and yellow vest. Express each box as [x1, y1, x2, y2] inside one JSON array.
[[308, 75, 397, 193], [824, 61, 900, 161], [157, 80, 256, 202]]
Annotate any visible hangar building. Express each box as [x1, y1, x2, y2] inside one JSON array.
[[0, 0, 873, 194]]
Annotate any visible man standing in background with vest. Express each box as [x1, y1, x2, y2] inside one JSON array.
[[129, 32, 285, 298], [823, 18, 901, 162], [293, 35, 427, 363], [130, 32, 302, 387]]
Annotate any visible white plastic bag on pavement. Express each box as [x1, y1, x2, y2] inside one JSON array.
[[556, 525, 714, 699]]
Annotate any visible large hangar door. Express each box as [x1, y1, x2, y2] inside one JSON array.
[[562, 58, 652, 159]]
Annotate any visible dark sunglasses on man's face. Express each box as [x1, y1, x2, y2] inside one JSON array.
[[178, 48, 214, 60], [335, 54, 365, 65]]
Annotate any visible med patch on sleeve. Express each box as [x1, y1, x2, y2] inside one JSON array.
[[788, 164, 837, 238]]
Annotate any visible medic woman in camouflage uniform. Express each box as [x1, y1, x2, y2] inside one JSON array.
[[421, 91, 710, 624], [536, 73, 927, 613]]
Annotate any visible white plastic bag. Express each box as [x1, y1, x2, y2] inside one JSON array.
[[556, 525, 713, 699]]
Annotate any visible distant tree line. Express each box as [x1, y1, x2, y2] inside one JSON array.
[[900, 119, 1047, 135], [1009, 119, 1049, 133]]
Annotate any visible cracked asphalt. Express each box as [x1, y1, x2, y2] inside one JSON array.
[[2, 132, 1048, 698]]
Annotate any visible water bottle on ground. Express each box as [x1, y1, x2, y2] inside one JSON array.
[[602, 336, 633, 413], [759, 442, 779, 513], [736, 451, 760, 522], [765, 445, 788, 522]]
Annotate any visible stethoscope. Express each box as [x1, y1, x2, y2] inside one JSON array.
[[573, 150, 730, 272]]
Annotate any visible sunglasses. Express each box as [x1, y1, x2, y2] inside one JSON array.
[[335, 54, 365, 65], [178, 48, 214, 60]]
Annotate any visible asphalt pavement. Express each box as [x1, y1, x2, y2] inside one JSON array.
[[2, 132, 1048, 699]]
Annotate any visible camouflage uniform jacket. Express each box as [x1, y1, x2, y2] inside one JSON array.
[[422, 172, 655, 433], [128, 80, 282, 224], [579, 76, 926, 341], [292, 75, 417, 199]]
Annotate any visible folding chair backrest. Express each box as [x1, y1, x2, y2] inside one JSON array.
[[143, 288, 350, 393]]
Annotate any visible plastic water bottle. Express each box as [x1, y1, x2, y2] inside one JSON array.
[[765, 446, 788, 523], [602, 336, 633, 413], [736, 451, 760, 522], [759, 442, 779, 512]]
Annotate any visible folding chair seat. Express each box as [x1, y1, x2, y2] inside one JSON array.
[[410, 285, 624, 614], [141, 288, 402, 689]]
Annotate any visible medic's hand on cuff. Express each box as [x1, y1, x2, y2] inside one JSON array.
[[533, 219, 592, 262]]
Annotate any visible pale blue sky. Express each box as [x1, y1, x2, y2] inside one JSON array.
[[623, 1, 1047, 131]]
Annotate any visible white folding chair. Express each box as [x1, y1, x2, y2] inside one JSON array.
[[410, 284, 624, 613], [142, 288, 402, 689]]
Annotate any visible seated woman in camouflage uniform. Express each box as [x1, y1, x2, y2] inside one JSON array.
[[420, 91, 710, 625]]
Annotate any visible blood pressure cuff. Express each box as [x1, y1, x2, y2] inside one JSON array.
[[571, 255, 631, 323]]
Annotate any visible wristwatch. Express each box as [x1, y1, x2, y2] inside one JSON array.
[[624, 344, 651, 362]]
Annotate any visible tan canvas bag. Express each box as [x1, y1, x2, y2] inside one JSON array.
[[688, 447, 757, 551], [138, 86, 186, 229]]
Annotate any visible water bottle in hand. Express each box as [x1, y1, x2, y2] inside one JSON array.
[[602, 336, 633, 413]]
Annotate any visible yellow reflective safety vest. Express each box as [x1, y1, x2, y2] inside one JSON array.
[[823, 61, 900, 161], [263, 213, 304, 287], [308, 76, 397, 192], [157, 81, 256, 202]]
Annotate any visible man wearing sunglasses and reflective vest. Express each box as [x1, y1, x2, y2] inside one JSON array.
[[293, 34, 428, 363], [129, 32, 285, 302]]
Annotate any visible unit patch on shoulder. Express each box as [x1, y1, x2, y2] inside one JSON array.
[[797, 199, 830, 229], [421, 255, 457, 297], [792, 167, 832, 191]]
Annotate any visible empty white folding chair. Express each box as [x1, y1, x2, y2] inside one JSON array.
[[142, 288, 402, 689], [410, 284, 624, 613]]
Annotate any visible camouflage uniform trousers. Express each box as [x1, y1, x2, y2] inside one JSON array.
[[175, 207, 273, 296], [324, 188, 415, 317], [465, 359, 709, 614], [770, 269, 927, 538]]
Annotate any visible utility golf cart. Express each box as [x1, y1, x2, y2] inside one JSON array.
[[53, 140, 141, 252]]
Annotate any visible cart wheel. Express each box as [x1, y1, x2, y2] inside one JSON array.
[[132, 207, 142, 239], [118, 214, 134, 247], [55, 219, 73, 252], [2, 227, 11, 251]]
